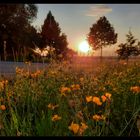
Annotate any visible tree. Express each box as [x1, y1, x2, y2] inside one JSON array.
[[19, 24, 42, 62], [0, 4, 38, 61], [41, 11, 68, 58], [87, 16, 117, 60], [63, 47, 77, 60], [116, 30, 140, 61]]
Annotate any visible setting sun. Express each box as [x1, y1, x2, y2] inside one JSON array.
[[78, 41, 90, 53]]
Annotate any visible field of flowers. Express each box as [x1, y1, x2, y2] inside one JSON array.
[[0, 59, 140, 136]]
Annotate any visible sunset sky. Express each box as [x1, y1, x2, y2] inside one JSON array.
[[32, 4, 140, 56]]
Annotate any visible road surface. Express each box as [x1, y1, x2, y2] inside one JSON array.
[[0, 61, 48, 78]]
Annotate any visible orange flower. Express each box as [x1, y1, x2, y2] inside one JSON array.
[[31, 70, 42, 78], [80, 77, 84, 82], [25, 61, 31, 66], [86, 96, 93, 103], [71, 84, 80, 90], [79, 122, 88, 135], [105, 93, 112, 99], [101, 115, 106, 120], [0, 105, 6, 111], [52, 114, 61, 121], [81, 122, 88, 129], [93, 97, 102, 106], [93, 115, 101, 121], [101, 95, 107, 102], [60, 87, 71, 93], [93, 114, 105, 121], [60, 86, 71, 96], [48, 103, 59, 110], [0, 82, 4, 91], [130, 86, 140, 93], [16, 67, 24, 74], [68, 122, 80, 134], [0, 80, 8, 91]]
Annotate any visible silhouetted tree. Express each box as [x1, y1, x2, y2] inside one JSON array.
[[20, 25, 42, 61], [0, 4, 38, 61], [63, 47, 77, 60], [41, 11, 68, 58], [116, 30, 140, 61], [87, 16, 117, 60]]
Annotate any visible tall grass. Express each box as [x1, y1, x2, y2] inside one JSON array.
[[0, 59, 140, 136]]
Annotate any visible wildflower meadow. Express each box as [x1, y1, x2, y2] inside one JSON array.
[[0, 58, 140, 136]]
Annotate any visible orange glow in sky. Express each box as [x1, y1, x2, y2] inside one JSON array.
[[78, 40, 92, 54]]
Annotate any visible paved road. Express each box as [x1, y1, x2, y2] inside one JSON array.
[[0, 61, 48, 78]]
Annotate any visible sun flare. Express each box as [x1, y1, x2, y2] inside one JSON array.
[[78, 41, 90, 53]]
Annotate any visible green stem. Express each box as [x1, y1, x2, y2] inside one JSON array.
[[119, 107, 140, 136]]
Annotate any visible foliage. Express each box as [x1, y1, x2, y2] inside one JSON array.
[[40, 11, 69, 58], [87, 16, 117, 58], [0, 4, 38, 61], [116, 30, 140, 60]]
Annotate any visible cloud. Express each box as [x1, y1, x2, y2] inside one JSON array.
[[85, 4, 112, 17]]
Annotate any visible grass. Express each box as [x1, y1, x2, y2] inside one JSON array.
[[0, 58, 140, 136]]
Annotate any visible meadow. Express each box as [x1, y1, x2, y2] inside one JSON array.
[[0, 57, 140, 136]]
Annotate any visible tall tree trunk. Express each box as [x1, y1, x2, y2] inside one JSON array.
[[12, 47, 16, 62], [4, 41, 7, 61], [100, 46, 103, 62]]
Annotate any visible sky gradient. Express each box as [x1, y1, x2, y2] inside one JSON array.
[[32, 4, 140, 56]]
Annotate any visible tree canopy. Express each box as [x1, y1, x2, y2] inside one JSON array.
[[87, 16, 117, 59], [0, 4, 38, 61], [40, 11, 69, 57], [116, 30, 140, 60]]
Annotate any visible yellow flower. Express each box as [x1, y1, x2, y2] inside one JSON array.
[[130, 86, 140, 93], [86, 96, 93, 103], [0, 82, 4, 91], [93, 97, 102, 106], [31, 70, 42, 78], [16, 67, 24, 74], [71, 84, 80, 90], [105, 93, 112, 99], [101, 95, 107, 102], [0, 80, 8, 91], [93, 114, 105, 121], [4, 80, 8, 85], [80, 77, 84, 82], [25, 61, 31, 66], [93, 115, 101, 121], [60, 87, 71, 93], [48, 103, 59, 110], [60, 92, 66, 97], [0, 105, 6, 111], [101, 115, 106, 120], [68, 122, 80, 134], [52, 114, 61, 121], [79, 122, 88, 135], [81, 122, 88, 130], [60, 86, 71, 96], [48, 103, 53, 109]]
